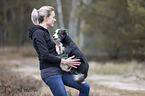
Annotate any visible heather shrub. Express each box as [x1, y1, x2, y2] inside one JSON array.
[[0, 64, 41, 96]]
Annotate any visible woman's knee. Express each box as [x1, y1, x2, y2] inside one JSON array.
[[84, 82, 90, 92], [80, 81, 90, 93]]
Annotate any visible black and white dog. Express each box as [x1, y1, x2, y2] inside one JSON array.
[[53, 29, 89, 83]]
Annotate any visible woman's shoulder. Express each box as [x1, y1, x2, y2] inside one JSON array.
[[33, 29, 51, 40], [33, 29, 46, 36]]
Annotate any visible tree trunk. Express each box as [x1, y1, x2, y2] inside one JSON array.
[[68, 0, 80, 40], [56, 0, 65, 29], [3, 0, 7, 45], [19, 6, 25, 45], [11, 0, 16, 21], [4, 0, 7, 24], [79, 20, 85, 49], [79, 0, 92, 49]]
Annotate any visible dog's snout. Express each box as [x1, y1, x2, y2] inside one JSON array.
[[52, 34, 58, 41]]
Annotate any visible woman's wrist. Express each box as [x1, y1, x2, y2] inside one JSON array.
[[60, 59, 67, 65]]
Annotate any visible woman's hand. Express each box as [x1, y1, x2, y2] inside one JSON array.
[[61, 56, 81, 68]]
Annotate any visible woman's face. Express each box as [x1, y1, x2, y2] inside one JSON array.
[[46, 11, 56, 27]]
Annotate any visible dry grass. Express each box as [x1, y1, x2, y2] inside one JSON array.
[[0, 46, 37, 57], [89, 61, 145, 76], [87, 79, 145, 96], [87, 61, 145, 96], [1, 47, 145, 96]]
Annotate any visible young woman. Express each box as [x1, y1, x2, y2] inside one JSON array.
[[28, 6, 90, 96]]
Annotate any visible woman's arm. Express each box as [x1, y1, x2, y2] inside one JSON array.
[[33, 30, 61, 65], [33, 30, 80, 68]]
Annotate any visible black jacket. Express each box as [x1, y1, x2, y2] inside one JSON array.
[[28, 25, 61, 70]]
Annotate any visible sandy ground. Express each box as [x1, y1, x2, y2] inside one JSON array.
[[1, 56, 145, 96]]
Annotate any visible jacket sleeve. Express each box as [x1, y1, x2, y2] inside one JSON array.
[[32, 30, 61, 65]]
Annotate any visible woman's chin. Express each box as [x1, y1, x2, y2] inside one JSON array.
[[49, 25, 54, 27]]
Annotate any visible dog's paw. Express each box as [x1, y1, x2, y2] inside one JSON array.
[[55, 45, 60, 54]]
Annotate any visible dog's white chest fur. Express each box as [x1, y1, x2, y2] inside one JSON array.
[[56, 42, 64, 55]]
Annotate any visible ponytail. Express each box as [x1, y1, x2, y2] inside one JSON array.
[[31, 8, 39, 25], [31, 6, 54, 25]]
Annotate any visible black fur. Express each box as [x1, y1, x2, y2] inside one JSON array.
[[54, 29, 89, 83]]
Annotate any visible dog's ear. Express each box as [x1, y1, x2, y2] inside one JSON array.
[[64, 29, 68, 35], [60, 29, 68, 41]]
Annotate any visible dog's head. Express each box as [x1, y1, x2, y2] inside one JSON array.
[[53, 29, 67, 41]]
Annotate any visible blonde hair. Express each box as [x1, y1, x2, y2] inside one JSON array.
[[31, 6, 54, 25]]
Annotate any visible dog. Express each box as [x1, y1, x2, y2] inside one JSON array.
[[53, 29, 89, 83]]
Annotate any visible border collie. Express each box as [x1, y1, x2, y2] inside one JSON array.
[[53, 29, 89, 83]]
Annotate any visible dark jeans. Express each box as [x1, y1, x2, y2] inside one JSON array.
[[41, 72, 90, 96]]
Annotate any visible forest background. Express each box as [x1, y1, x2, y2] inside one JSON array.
[[1, 0, 145, 61]]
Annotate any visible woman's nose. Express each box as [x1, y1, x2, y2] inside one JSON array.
[[54, 18, 56, 22]]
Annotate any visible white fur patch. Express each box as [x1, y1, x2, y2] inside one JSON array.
[[73, 74, 85, 81], [53, 29, 60, 41]]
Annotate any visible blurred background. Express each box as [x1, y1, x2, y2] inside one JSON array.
[[1, 0, 145, 96], [1, 0, 145, 61]]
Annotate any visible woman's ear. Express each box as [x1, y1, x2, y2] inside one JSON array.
[[44, 16, 48, 22]]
